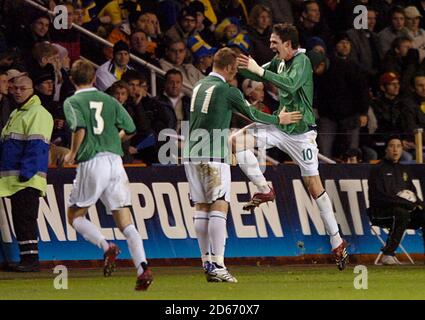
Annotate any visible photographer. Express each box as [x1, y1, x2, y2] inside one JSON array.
[[368, 136, 425, 265]]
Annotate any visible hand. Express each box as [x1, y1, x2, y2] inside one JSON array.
[[129, 146, 138, 155], [359, 115, 368, 127], [237, 54, 265, 77], [63, 152, 76, 165], [278, 107, 303, 125]]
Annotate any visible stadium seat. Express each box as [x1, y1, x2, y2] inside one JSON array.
[[368, 211, 415, 265]]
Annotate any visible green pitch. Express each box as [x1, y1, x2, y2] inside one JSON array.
[[0, 265, 424, 300]]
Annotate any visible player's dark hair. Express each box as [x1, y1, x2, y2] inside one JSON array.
[[70, 59, 96, 86], [213, 47, 237, 70], [272, 23, 300, 49]]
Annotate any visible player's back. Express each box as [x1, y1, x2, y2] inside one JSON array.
[[186, 74, 233, 161], [64, 88, 135, 162]]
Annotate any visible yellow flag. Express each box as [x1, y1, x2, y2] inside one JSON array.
[[200, 0, 217, 25]]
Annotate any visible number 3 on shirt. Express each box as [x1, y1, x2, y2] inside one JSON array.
[[90, 101, 104, 135]]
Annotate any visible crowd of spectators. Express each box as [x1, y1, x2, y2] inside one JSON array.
[[2, 0, 425, 164]]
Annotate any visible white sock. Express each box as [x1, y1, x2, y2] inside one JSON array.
[[72, 217, 109, 252], [315, 192, 343, 249], [208, 211, 227, 267], [236, 150, 270, 193], [123, 224, 147, 276], [194, 210, 210, 265]]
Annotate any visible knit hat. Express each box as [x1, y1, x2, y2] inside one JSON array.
[[242, 79, 263, 96], [227, 32, 250, 54], [405, 6, 422, 19], [379, 72, 399, 86], [189, 1, 205, 15], [187, 35, 217, 60], [6, 69, 27, 82], [180, 5, 197, 20], [33, 64, 55, 86], [113, 40, 130, 56], [306, 36, 326, 52]]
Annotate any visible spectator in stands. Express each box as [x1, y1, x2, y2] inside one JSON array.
[[296, 1, 332, 50], [368, 135, 425, 265], [0, 71, 12, 132], [371, 72, 413, 160], [215, 17, 241, 48], [159, 39, 204, 94], [97, 0, 141, 27], [106, 80, 130, 105], [404, 6, 425, 63], [342, 148, 362, 164], [0, 75, 53, 272], [377, 6, 409, 58], [315, 33, 370, 159], [346, 6, 381, 83], [413, 0, 425, 29], [153, 69, 190, 133], [121, 70, 157, 163], [373, 0, 409, 31], [241, 78, 272, 114], [164, 6, 198, 44], [96, 40, 134, 91], [259, 0, 294, 24], [51, 3, 81, 64], [382, 36, 419, 94], [401, 72, 425, 152], [129, 13, 161, 57], [187, 35, 217, 75], [191, 1, 216, 47], [16, 11, 51, 55], [246, 4, 274, 66]]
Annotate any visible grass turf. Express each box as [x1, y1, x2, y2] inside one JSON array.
[[0, 265, 424, 300]]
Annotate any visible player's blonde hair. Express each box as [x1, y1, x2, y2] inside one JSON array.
[[70, 60, 96, 86], [213, 48, 237, 70]]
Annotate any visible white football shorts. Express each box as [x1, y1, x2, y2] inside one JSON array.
[[184, 161, 231, 204], [251, 123, 319, 176], [69, 152, 132, 212]]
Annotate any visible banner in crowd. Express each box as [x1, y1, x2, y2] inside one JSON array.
[[0, 164, 424, 262]]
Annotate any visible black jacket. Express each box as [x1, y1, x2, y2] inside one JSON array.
[[368, 158, 422, 212]]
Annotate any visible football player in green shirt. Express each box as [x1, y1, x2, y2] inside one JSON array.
[[236, 23, 348, 270], [185, 48, 299, 282], [63, 60, 152, 291]]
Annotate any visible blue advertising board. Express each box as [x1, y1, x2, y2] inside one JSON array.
[[0, 164, 424, 263]]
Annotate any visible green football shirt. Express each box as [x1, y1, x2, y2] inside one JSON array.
[[64, 88, 136, 162], [240, 51, 316, 135], [184, 73, 280, 161]]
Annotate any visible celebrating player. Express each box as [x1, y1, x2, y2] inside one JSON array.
[[185, 47, 301, 282], [235, 23, 349, 270], [63, 60, 153, 291]]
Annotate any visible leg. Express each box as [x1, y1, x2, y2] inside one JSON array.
[[382, 207, 411, 256], [67, 206, 109, 252], [193, 202, 212, 267], [231, 125, 271, 193], [113, 208, 152, 291], [230, 125, 275, 210], [10, 188, 41, 271], [303, 175, 343, 249]]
